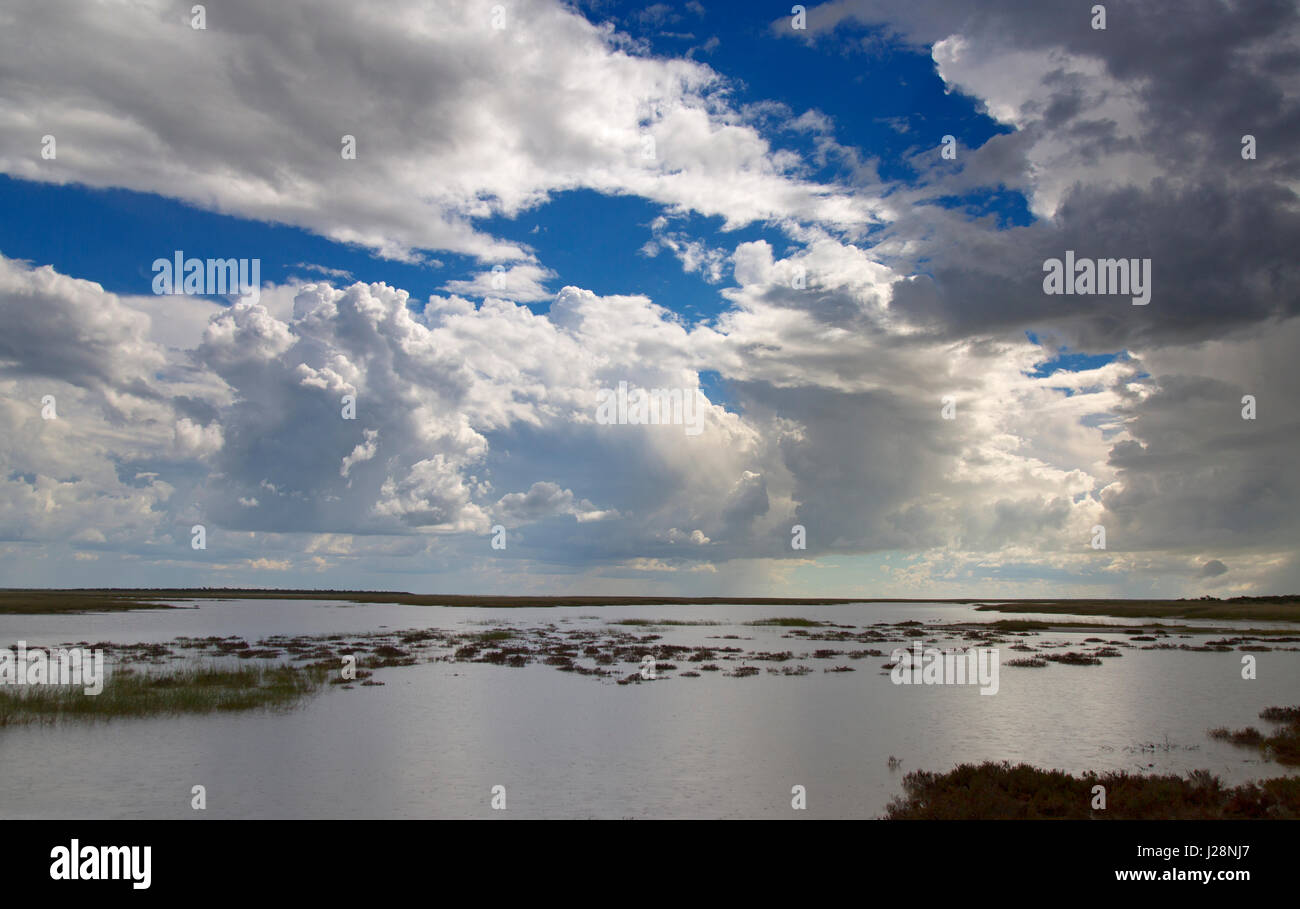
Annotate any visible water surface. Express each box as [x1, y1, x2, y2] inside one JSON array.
[[1, 599, 1295, 819]]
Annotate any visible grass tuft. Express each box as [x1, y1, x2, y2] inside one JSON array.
[[0, 662, 330, 724], [1207, 705, 1300, 766]]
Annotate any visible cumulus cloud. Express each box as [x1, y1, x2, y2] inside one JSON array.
[[0, 254, 165, 394], [0, 0, 881, 266], [0, 0, 1295, 596], [772, 1, 1300, 351]]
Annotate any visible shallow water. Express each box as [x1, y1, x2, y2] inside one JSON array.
[[1, 599, 1296, 818]]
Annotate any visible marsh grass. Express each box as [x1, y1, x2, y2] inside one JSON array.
[[1207, 705, 1300, 766], [975, 597, 1300, 623], [0, 590, 176, 615], [0, 589, 879, 613], [746, 617, 826, 627], [988, 620, 1052, 631], [1209, 726, 1267, 746], [0, 663, 331, 724], [885, 761, 1300, 819], [1260, 706, 1300, 723]]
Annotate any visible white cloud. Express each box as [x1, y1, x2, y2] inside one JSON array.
[[5, 249, 1294, 594], [443, 263, 557, 302], [1, 0, 1296, 596], [0, 0, 881, 266]]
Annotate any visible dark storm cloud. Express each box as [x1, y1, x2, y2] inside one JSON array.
[[798, 0, 1300, 349]]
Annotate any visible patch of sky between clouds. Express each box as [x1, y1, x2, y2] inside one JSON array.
[[620, 7, 1017, 186], [475, 188, 791, 321], [0, 175, 469, 304], [697, 370, 737, 414], [1024, 330, 1127, 380], [924, 188, 1035, 229]]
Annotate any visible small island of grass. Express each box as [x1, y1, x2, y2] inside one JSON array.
[[0, 663, 331, 725]]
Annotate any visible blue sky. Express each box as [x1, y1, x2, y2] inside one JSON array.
[[0, 3, 1027, 320]]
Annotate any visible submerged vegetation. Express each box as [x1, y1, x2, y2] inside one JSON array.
[[609, 619, 724, 627], [4, 612, 1295, 705], [1209, 726, 1266, 746], [745, 617, 828, 627], [1209, 705, 1300, 766], [0, 663, 331, 724], [885, 761, 1300, 819]]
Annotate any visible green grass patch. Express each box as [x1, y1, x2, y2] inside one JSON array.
[[0, 590, 177, 614], [0, 663, 331, 724]]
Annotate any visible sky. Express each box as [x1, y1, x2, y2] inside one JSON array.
[[0, 0, 1297, 598]]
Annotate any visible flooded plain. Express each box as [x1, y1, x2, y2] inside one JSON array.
[[2, 598, 1297, 819]]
